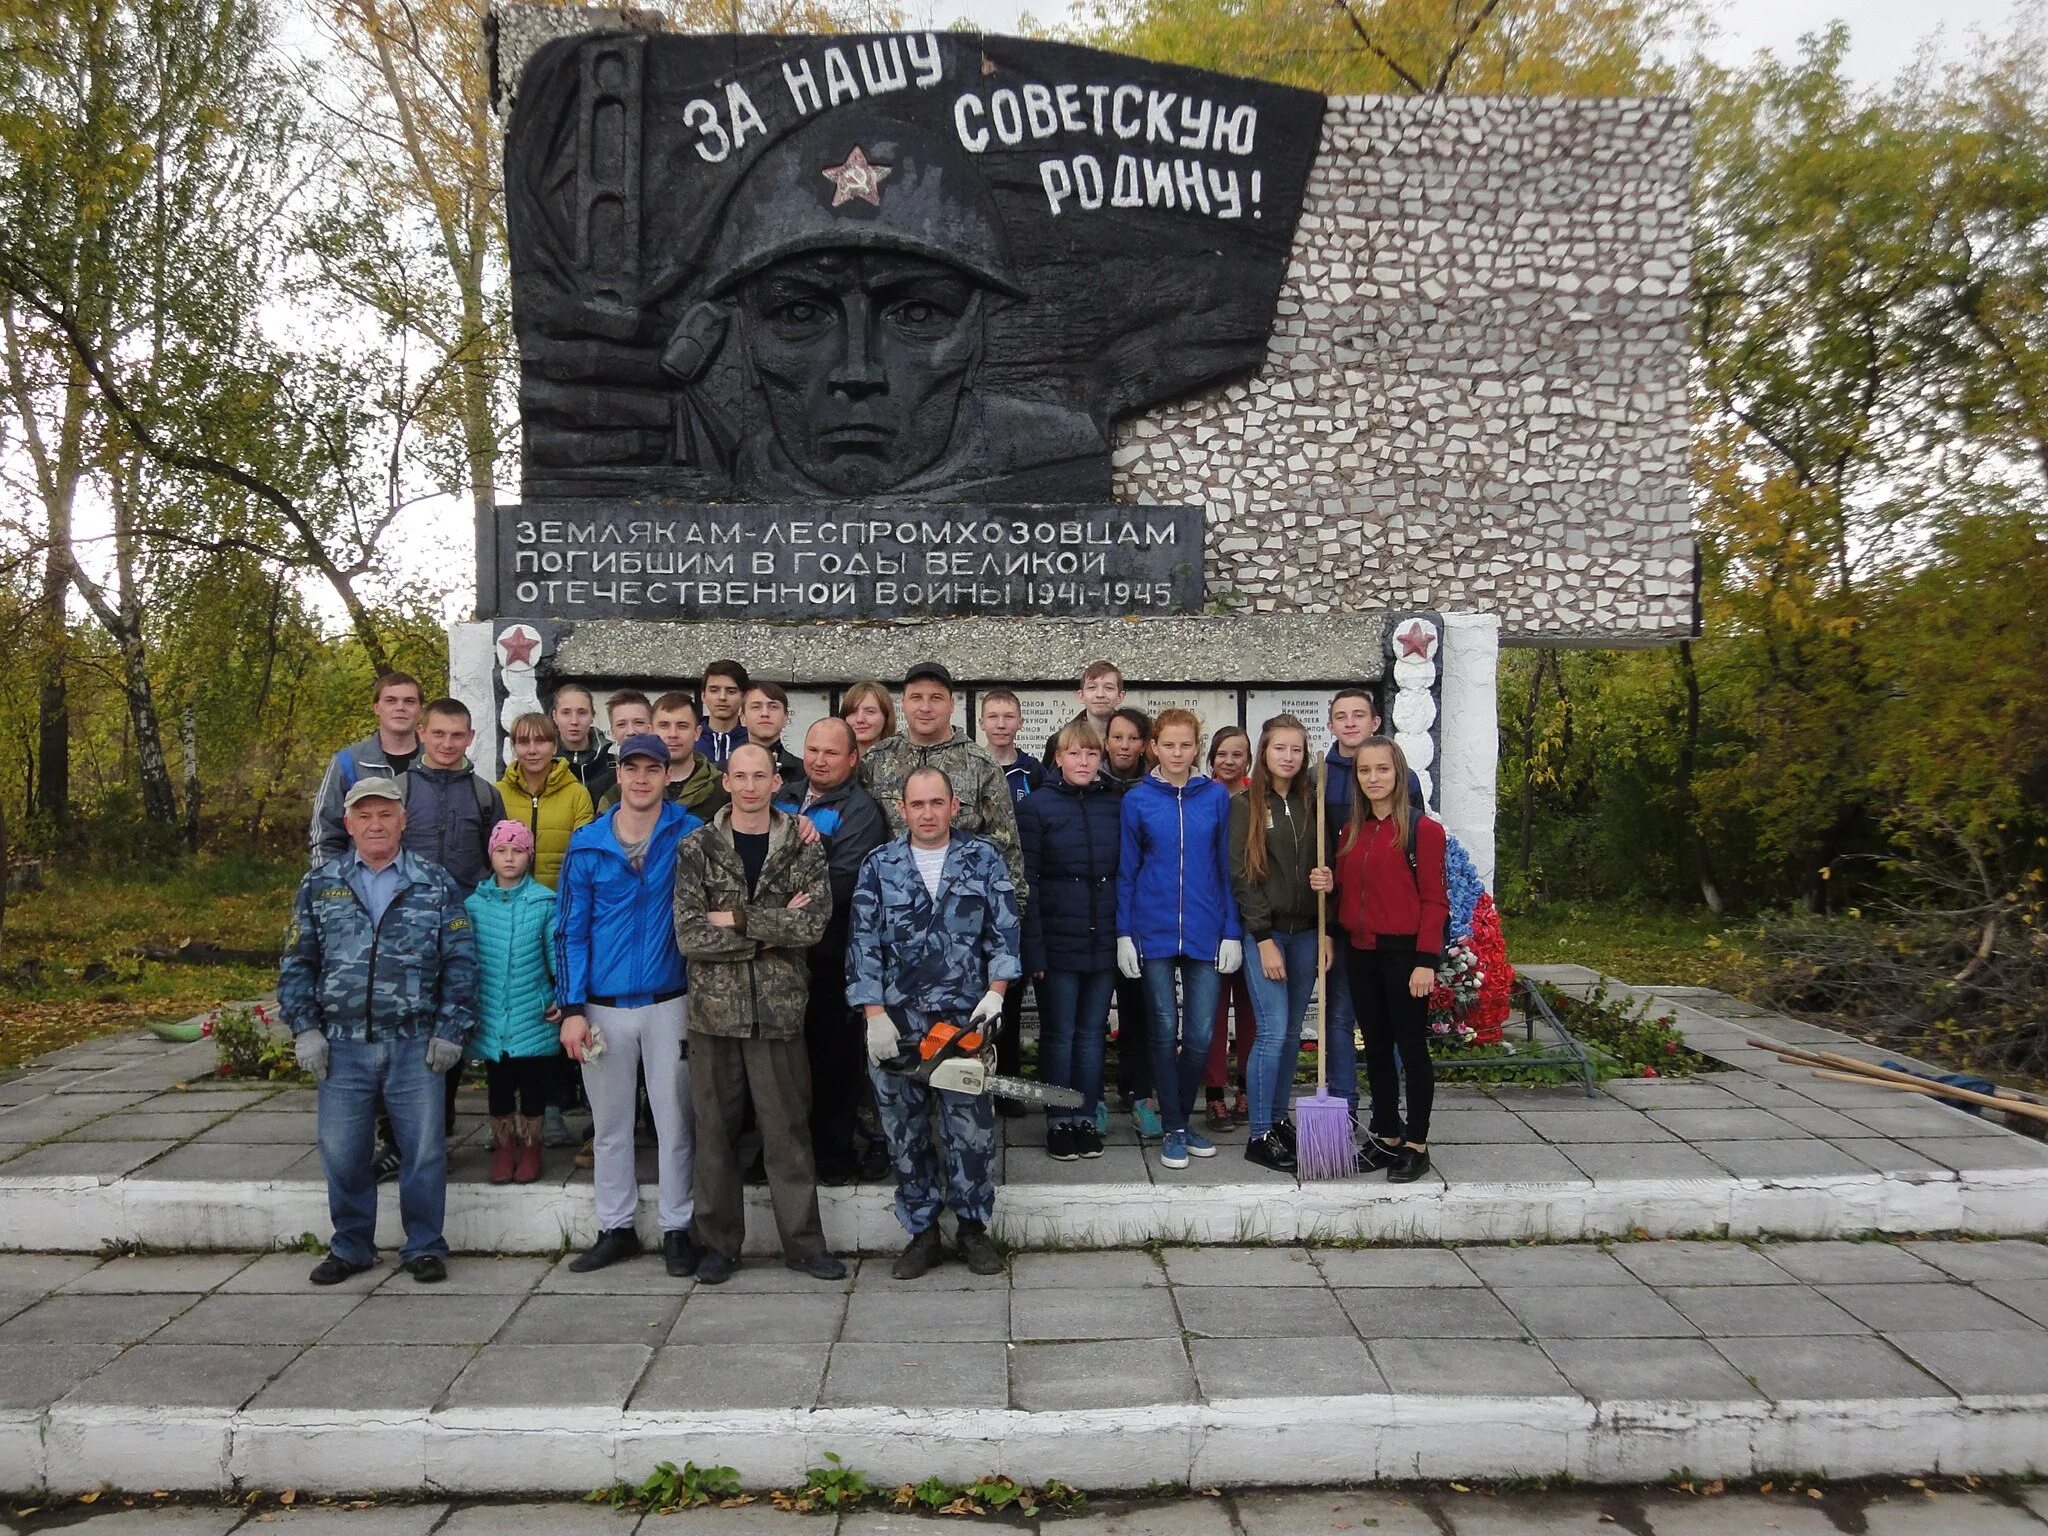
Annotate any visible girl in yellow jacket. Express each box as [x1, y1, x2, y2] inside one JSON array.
[[497, 713, 595, 889]]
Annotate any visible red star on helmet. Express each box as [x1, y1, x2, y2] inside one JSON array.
[[822, 146, 892, 209]]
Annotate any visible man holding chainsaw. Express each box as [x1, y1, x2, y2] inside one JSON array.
[[847, 766, 1025, 1279]]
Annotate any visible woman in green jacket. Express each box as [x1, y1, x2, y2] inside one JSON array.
[[1229, 714, 1327, 1173]]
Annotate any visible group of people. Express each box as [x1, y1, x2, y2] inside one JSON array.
[[280, 657, 1448, 1286]]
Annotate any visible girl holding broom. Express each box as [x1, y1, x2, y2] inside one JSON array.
[[1229, 715, 1324, 1173], [1310, 735, 1448, 1183]]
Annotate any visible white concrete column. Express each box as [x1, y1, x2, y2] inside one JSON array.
[[448, 620, 498, 778], [1438, 612, 1499, 889]]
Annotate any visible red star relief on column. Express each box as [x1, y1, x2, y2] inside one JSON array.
[[498, 627, 540, 666], [822, 146, 892, 208], [1396, 621, 1437, 660]]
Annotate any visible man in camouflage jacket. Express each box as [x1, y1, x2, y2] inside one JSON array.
[[673, 745, 841, 1282], [860, 661, 1026, 902], [280, 776, 476, 1286], [847, 766, 1022, 1278]]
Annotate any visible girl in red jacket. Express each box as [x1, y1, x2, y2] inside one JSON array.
[[1310, 735, 1448, 1184]]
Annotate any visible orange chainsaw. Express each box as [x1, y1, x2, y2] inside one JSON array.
[[878, 1018, 1083, 1109]]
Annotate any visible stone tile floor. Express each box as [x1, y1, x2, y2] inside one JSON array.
[[1, 1236, 2045, 1415], [2, 968, 2043, 1191], [7, 1485, 2047, 1533]]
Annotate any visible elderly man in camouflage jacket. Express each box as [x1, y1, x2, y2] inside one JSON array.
[[848, 766, 1022, 1279], [673, 744, 842, 1285], [860, 661, 1026, 903], [280, 776, 477, 1288]]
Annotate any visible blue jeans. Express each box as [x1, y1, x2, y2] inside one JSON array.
[[317, 1034, 448, 1265], [1142, 957, 1221, 1134], [1243, 930, 1321, 1136], [1323, 945, 1361, 1111], [1037, 968, 1114, 1128]]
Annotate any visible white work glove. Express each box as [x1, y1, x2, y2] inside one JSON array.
[[969, 989, 1004, 1028], [1217, 939, 1243, 976], [294, 1032, 329, 1084], [866, 1013, 900, 1066], [425, 1036, 464, 1075], [1117, 937, 1141, 979]]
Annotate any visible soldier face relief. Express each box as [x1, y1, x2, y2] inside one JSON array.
[[737, 250, 984, 498]]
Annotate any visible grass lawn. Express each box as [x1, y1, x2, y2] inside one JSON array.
[[1500, 899, 1758, 991], [0, 855, 296, 1071]]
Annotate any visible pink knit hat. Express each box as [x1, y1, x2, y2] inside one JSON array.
[[488, 819, 535, 854]]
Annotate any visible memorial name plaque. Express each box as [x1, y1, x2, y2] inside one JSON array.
[[489, 500, 1203, 620]]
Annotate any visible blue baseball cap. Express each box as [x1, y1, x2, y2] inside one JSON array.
[[616, 732, 669, 766]]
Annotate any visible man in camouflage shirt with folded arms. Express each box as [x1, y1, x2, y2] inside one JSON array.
[[861, 660, 1026, 903]]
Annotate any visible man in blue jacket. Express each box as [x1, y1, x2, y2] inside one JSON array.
[[848, 767, 1021, 1280], [280, 776, 477, 1287], [555, 734, 704, 1276]]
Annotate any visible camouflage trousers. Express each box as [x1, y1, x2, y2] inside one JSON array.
[[867, 1009, 996, 1234]]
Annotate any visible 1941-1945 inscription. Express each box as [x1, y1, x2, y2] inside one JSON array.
[[486, 29, 1323, 621]]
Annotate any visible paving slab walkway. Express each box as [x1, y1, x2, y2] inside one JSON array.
[[1, 1235, 2045, 1495], [7, 1484, 2048, 1533], [2, 969, 2045, 1253]]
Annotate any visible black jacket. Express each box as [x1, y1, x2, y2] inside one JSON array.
[[799, 774, 889, 962], [1017, 775, 1123, 974], [563, 734, 616, 807]]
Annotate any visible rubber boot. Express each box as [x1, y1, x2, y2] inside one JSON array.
[[513, 1115, 544, 1183], [487, 1115, 518, 1184]]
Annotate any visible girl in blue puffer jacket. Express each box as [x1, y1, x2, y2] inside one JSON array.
[[1117, 708, 1243, 1171], [465, 821, 560, 1185]]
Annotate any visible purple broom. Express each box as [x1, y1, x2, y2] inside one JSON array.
[[1294, 760, 1356, 1179]]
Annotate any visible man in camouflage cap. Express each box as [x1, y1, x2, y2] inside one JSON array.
[[663, 112, 1105, 502], [279, 776, 476, 1288], [847, 766, 1021, 1279], [861, 660, 1025, 901]]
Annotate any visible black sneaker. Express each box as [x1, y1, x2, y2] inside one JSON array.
[[1245, 1129, 1297, 1173], [308, 1254, 373, 1286], [1073, 1124, 1104, 1159], [785, 1252, 848, 1281], [1388, 1146, 1432, 1184], [404, 1255, 447, 1285], [662, 1228, 699, 1278], [956, 1219, 1003, 1276], [1274, 1118, 1297, 1154], [372, 1141, 402, 1184], [696, 1249, 738, 1285], [1045, 1124, 1079, 1162], [892, 1224, 945, 1280], [1357, 1134, 1404, 1174], [857, 1139, 891, 1182], [569, 1227, 643, 1273]]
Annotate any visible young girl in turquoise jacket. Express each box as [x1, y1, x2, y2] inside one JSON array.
[[465, 820, 560, 1184]]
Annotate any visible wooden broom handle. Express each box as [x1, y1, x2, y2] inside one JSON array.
[[1315, 757, 1328, 1094]]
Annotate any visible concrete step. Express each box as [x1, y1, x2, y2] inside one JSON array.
[[3, 1239, 2047, 1496], [6, 985, 2047, 1255]]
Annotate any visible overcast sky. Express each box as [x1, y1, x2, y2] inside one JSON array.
[[913, 0, 2031, 83]]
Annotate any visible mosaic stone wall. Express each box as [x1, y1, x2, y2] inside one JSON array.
[[1114, 95, 1694, 641]]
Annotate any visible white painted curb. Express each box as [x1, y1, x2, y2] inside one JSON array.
[[3, 1165, 2045, 1256], [5, 1393, 2046, 1496]]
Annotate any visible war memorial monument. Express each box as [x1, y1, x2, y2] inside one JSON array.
[[451, 13, 1698, 887]]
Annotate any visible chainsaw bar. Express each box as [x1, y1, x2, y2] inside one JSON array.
[[984, 1075, 1084, 1109]]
